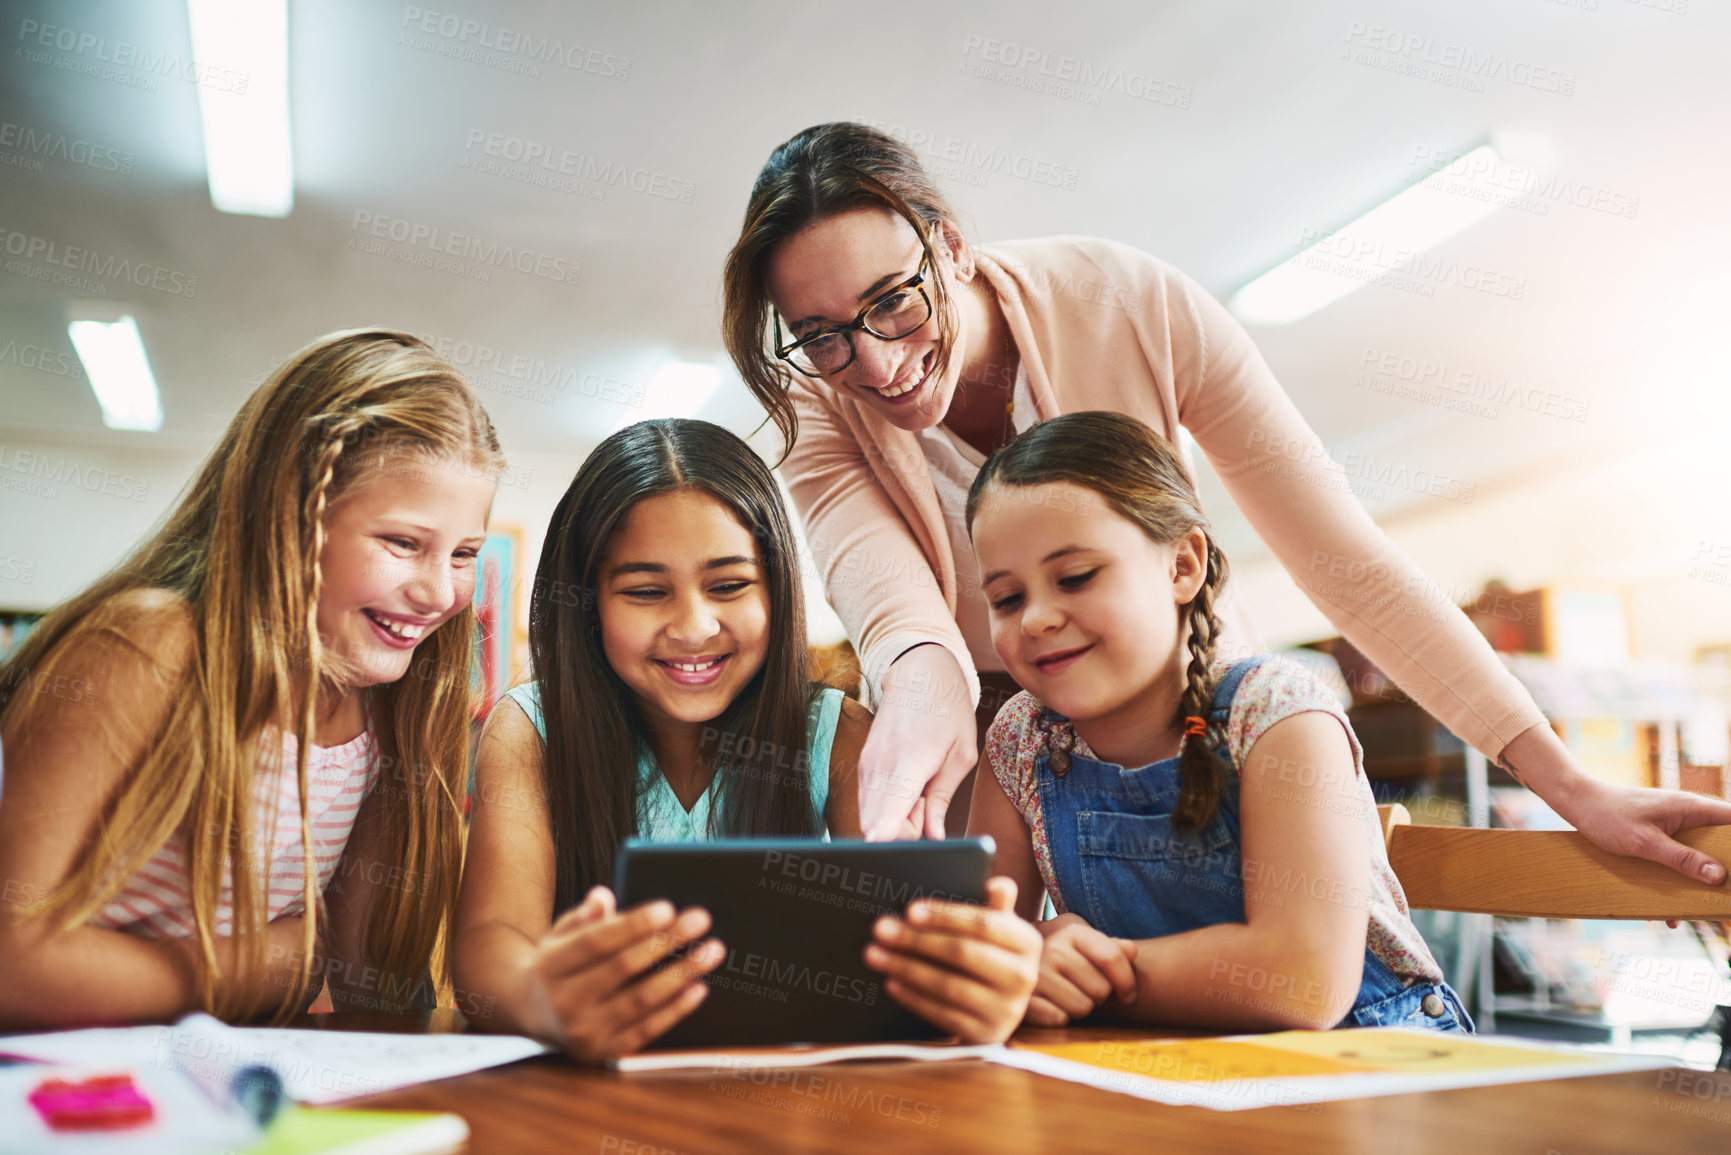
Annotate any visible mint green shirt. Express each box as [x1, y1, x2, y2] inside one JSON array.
[[503, 683, 843, 840]]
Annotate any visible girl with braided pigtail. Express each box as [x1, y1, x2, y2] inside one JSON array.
[[0, 329, 501, 1028], [964, 411, 1472, 1033]]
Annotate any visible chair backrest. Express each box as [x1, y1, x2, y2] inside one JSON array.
[[1375, 804, 1731, 920]]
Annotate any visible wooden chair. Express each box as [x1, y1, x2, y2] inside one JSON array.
[[1378, 803, 1731, 920]]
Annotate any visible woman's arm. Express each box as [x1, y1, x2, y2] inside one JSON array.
[[451, 699, 721, 1060], [1148, 253, 1731, 882], [0, 599, 313, 1027], [1098, 712, 1371, 1031], [783, 386, 979, 840]]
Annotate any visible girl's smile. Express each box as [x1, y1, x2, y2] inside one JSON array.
[[653, 653, 732, 686]]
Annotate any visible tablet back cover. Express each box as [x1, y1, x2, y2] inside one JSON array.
[[616, 839, 990, 1048]]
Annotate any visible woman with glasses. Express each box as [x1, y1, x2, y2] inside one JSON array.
[[720, 121, 1731, 885]]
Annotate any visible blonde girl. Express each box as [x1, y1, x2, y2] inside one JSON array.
[[0, 329, 501, 1027]]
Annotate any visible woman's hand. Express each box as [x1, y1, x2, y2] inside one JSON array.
[[1502, 724, 1731, 884], [858, 645, 978, 841], [1025, 913, 1140, 1027], [1567, 782, 1731, 884], [521, 886, 724, 1063], [863, 876, 1041, 1043]]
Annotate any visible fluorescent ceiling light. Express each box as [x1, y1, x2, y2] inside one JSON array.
[[1231, 145, 1504, 325], [623, 359, 723, 427], [68, 316, 164, 431], [187, 0, 293, 217]]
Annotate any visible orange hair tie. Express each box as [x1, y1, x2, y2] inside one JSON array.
[[1183, 715, 1208, 737]]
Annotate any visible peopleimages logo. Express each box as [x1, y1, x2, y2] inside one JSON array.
[[0, 121, 133, 175], [15, 19, 249, 92], [0, 229, 199, 298], [398, 7, 630, 80], [461, 130, 694, 203], [0, 445, 151, 503], [347, 212, 581, 286]]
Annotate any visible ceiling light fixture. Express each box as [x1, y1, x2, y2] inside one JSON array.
[[1231, 145, 1505, 325], [67, 315, 164, 431], [186, 0, 293, 217]]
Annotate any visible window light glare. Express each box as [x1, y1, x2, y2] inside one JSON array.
[[628, 360, 723, 426]]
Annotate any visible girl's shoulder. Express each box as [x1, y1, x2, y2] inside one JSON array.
[[28, 588, 197, 696], [982, 689, 1052, 779], [78, 587, 195, 661], [1221, 655, 1360, 771]]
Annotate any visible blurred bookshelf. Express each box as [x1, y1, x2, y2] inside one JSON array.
[[0, 609, 43, 663], [1300, 580, 1731, 1065]]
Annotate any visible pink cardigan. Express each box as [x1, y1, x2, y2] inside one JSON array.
[[783, 236, 1545, 758]]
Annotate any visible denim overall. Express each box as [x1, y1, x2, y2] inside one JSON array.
[[1037, 656, 1473, 1032]]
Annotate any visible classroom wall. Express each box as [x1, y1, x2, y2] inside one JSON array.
[[6, 428, 1728, 666], [1231, 440, 1731, 663], [0, 436, 850, 662]]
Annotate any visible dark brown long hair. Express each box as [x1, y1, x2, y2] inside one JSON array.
[[965, 411, 1232, 833], [723, 122, 963, 458], [528, 419, 820, 912], [0, 329, 499, 1019]]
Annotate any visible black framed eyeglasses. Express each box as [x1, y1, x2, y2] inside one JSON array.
[[773, 255, 932, 378]]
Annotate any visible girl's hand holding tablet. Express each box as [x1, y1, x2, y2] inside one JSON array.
[[520, 887, 724, 1064], [863, 876, 1041, 1044]]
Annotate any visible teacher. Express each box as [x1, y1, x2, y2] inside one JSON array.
[[721, 121, 1731, 881]]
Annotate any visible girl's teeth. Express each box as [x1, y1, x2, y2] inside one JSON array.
[[372, 613, 424, 640], [669, 659, 720, 672]]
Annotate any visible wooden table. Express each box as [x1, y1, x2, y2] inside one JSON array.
[[291, 1011, 1731, 1154]]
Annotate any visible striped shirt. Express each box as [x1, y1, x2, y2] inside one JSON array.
[[93, 729, 379, 938]]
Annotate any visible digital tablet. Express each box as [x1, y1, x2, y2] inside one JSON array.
[[614, 837, 995, 1049]]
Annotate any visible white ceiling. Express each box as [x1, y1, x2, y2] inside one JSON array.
[[3, 0, 1728, 570]]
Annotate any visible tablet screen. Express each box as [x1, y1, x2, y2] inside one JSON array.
[[614, 837, 994, 1048]]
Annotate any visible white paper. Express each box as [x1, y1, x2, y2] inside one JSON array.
[[0, 1013, 552, 1105]]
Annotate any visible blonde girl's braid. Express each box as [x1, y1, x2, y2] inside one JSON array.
[[1174, 536, 1230, 833], [286, 412, 367, 1013]]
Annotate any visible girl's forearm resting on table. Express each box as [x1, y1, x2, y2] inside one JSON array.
[[0, 915, 315, 1029], [451, 920, 556, 1039], [1103, 918, 1363, 1032]]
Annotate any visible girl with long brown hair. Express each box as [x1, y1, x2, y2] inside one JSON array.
[[965, 411, 1468, 1032], [721, 120, 1731, 885], [454, 418, 1039, 1061], [0, 329, 502, 1026]]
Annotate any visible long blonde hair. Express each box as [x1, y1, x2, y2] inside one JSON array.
[[0, 328, 502, 1019]]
